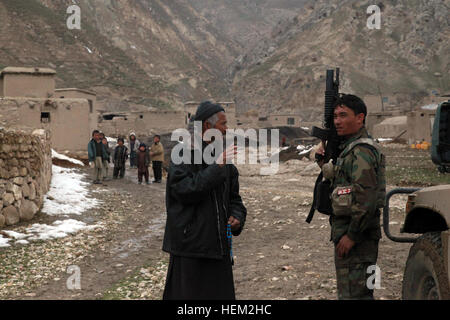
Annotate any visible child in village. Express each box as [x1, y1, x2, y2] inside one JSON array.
[[137, 142, 150, 185], [113, 138, 128, 179], [101, 137, 111, 181], [150, 134, 164, 183], [88, 130, 106, 184]]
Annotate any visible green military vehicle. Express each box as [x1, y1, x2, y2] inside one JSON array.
[[384, 100, 450, 299]]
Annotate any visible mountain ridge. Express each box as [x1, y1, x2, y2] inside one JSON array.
[[0, 0, 448, 119]]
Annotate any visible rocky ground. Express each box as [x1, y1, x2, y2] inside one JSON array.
[[0, 143, 441, 300]]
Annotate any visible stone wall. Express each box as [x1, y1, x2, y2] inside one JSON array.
[[0, 127, 52, 228]]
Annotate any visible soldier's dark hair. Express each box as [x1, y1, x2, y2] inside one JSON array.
[[334, 94, 367, 123], [92, 130, 100, 137], [117, 137, 124, 143]]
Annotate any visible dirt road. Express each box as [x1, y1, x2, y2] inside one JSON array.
[[233, 161, 411, 300], [0, 145, 422, 300]]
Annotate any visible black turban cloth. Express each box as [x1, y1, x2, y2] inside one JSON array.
[[194, 101, 225, 122]]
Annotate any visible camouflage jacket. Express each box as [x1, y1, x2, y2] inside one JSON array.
[[330, 127, 386, 244]]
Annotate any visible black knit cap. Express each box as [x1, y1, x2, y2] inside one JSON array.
[[194, 101, 225, 121], [334, 94, 367, 117]]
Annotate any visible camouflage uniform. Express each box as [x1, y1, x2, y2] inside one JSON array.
[[330, 127, 386, 300]]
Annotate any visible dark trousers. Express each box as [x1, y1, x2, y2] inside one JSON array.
[[163, 255, 235, 300], [130, 151, 137, 168], [152, 161, 162, 182], [138, 167, 149, 183], [113, 165, 125, 178]]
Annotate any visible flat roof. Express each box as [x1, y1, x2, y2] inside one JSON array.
[[184, 101, 235, 105], [0, 67, 56, 77], [55, 88, 96, 96], [101, 110, 182, 116]]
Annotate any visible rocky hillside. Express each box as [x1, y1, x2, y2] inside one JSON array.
[[0, 0, 244, 111], [0, 0, 447, 119], [232, 0, 450, 120], [189, 0, 308, 52], [0, 0, 309, 112]]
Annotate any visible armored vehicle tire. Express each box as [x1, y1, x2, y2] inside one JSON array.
[[402, 232, 450, 300]]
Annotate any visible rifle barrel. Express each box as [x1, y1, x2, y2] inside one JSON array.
[[324, 69, 335, 128]]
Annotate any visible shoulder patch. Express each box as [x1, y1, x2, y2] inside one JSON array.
[[337, 187, 352, 195]]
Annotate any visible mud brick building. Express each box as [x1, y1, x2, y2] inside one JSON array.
[[0, 67, 95, 154]]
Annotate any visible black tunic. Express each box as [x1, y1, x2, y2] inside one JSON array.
[[163, 254, 235, 300], [163, 185, 235, 300]]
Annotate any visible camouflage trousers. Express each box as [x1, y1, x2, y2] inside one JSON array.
[[334, 239, 379, 300]]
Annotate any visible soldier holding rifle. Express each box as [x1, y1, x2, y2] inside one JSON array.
[[309, 70, 386, 300]]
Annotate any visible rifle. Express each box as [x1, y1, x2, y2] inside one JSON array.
[[305, 68, 341, 223]]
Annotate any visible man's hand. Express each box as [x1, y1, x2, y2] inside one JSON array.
[[89, 162, 95, 169], [228, 216, 241, 232], [217, 145, 238, 167], [316, 142, 326, 168], [336, 235, 355, 258]]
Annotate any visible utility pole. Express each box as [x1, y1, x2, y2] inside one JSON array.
[[377, 84, 384, 112]]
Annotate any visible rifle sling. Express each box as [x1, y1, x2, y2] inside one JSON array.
[[306, 171, 323, 223]]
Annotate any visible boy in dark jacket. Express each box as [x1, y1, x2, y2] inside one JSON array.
[[113, 138, 128, 179], [137, 143, 150, 184]]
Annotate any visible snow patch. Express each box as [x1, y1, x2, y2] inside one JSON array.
[[1, 166, 102, 247], [52, 149, 84, 166], [2, 230, 28, 240], [0, 235, 10, 247], [26, 219, 99, 241], [297, 144, 314, 156], [42, 165, 99, 216]]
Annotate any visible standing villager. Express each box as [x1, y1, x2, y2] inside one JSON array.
[[102, 137, 111, 181], [162, 101, 247, 300], [150, 134, 164, 183], [113, 138, 128, 179], [137, 143, 150, 185], [88, 130, 107, 184], [128, 132, 140, 169], [317, 94, 386, 300]]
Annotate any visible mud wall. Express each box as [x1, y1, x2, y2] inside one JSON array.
[[98, 111, 186, 138], [0, 97, 90, 153]]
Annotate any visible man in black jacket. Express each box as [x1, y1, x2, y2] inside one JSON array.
[[162, 101, 247, 300]]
